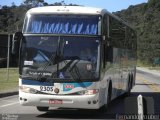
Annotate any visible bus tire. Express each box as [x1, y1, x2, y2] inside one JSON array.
[[98, 82, 112, 112], [125, 74, 132, 96], [37, 106, 49, 111], [107, 82, 112, 104]]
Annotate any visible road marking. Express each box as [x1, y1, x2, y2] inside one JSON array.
[[142, 80, 160, 92], [0, 99, 18, 103], [136, 76, 160, 92], [0, 102, 19, 108], [0, 95, 18, 101]]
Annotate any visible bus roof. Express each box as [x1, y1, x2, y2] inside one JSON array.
[[26, 6, 107, 15]]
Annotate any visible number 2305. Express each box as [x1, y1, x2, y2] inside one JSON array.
[[40, 86, 53, 92]]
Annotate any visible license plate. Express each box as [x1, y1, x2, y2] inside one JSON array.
[[49, 99, 63, 104]]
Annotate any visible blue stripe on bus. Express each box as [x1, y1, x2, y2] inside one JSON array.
[[22, 79, 54, 86]]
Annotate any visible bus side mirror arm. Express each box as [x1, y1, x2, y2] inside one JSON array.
[[12, 32, 23, 55]]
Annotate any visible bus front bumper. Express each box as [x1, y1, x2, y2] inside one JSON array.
[[19, 91, 100, 109]]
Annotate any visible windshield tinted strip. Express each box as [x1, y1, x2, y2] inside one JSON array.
[[22, 79, 54, 86]]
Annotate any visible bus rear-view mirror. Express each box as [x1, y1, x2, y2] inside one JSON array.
[[12, 32, 23, 55]]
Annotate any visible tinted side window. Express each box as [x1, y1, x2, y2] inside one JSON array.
[[109, 17, 125, 48]]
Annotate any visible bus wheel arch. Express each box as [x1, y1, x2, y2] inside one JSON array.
[[126, 74, 132, 96], [129, 73, 134, 89], [130, 73, 134, 89], [98, 79, 112, 112], [37, 106, 49, 111]]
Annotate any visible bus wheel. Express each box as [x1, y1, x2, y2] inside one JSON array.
[[125, 75, 132, 96], [98, 83, 112, 112], [37, 106, 49, 111]]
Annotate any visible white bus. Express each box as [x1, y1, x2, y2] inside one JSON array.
[[12, 6, 136, 111]]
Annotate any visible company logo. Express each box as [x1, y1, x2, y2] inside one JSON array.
[[65, 85, 74, 89], [54, 88, 59, 94]]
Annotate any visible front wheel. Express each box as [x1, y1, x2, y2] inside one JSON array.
[[37, 106, 49, 111], [125, 75, 133, 96], [98, 87, 112, 112]]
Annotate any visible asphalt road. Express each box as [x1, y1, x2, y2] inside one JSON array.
[[0, 70, 160, 120]]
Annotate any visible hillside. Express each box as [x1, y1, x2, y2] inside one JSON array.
[[114, 0, 160, 65]]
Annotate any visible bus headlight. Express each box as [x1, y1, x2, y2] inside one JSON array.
[[77, 89, 99, 95], [19, 86, 38, 94]]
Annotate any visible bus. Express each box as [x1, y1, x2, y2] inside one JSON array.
[[12, 6, 137, 111]]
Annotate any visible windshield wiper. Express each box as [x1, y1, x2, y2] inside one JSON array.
[[20, 74, 48, 82], [35, 36, 82, 81], [51, 37, 81, 80], [35, 52, 57, 80], [50, 58, 80, 80], [36, 37, 62, 80], [67, 60, 81, 80], [61, 59, 81, 80]]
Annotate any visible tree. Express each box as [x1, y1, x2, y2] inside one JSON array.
[[0, 0, 79, 34], [115, 1, 160, 65], [23, 0, 44, 7]]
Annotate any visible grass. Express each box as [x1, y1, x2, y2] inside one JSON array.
[[137, 59, 160, 71], [148, 67, 160, 71], [0, 68, 19, 93]]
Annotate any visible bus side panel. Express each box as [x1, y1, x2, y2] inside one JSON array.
[[99, 47, 136, 105]]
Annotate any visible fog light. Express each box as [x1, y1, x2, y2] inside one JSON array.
[[88, 101, 91, 104], [93, 100, 97, 104], [20, 97, 22, 100]]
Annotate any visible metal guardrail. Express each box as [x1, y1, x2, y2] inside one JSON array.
[[125, 95, 155, 120]]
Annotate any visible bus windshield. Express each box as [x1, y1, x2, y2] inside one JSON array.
[[20, 36, 100, 82], [23, 14, 101, 35]]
